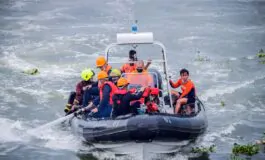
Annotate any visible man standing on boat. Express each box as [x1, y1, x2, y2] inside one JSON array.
[[169, 69, 196, 114], [120, 50, 152, 73]]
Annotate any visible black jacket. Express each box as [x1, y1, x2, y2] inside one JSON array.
[[112, 89, 144, 117]]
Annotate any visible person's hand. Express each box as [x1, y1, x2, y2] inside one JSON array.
[[91, 108, 98, 113], [140, 86, 146, 92], [147, 59, 152, 65], [73, 99, 79, 105], [74, 108, 85, 116], [71, 105, 81, 112]]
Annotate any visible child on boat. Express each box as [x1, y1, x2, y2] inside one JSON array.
[[169, 69, 196, 114]]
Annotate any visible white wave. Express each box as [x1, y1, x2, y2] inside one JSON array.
[[0, 144, 21, 156], [200, 121, 242, 147], [10, 1, 27, 9], [0, 117, 83, 151], [246, 55, 255, 60], [0, 118, 30, 143], [0, 88, 27, 108], [229, 57, 237, 61], [39, 65, 79, 78], [201, 76, 265, 101], [0, 29, 25, 36], [22, 24, 49, 32], [0, 52, 36, 71], [178, 36, 203, 42]]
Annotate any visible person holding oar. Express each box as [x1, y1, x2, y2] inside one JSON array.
[[64, 68, 98, 114]]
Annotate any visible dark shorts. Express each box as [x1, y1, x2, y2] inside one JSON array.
[[179, 92, 195, 105]]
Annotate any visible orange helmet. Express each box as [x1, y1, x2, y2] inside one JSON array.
[[117, 77, 129, 87], [97, 71, 108, 80], [96, 56, 106, 67]]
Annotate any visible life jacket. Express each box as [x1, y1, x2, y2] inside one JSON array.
[[150, 88, 159, 96], [146, 88, 159, 113], [99, 81, 117, 105], [121, 63, 136, 73], [105, 65, 112, 75], [130, 87, 151, 105], [146, 101, 159, 113]]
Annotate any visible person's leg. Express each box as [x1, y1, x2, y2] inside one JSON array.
[[67, 91, 76, 104], [186, 98, 196, 114], [172, 90, 181, 106], [97, 104, 112, 118], [174, 98, 188, 114], [82, 86, 100, 106], [64, 91, 76, 113], [82, 89, 92, 107]]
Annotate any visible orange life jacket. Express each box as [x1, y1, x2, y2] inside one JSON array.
[[105, 65, 112, 75], [146, 88, 159, 112], [146, 101, 159, 113], [99, 81, 117, 105], [130, 87, 151, 105]]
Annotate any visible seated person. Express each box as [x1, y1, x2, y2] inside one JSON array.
[[64, 68, 96, 114], [90, 71, 117, 118], [169, 68, 196, 114], [126, 60, 154, 87], [109, 69, 121, 86], [96, 56, 112, 75], [112, 77, 145, 118], [145, 88, 160, 113]]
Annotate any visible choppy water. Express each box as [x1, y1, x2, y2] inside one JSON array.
[[0, 0, 265, 159]]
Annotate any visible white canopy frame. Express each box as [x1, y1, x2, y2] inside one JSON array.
[[104, 32, 173, 109]]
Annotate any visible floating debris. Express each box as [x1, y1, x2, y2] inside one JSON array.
[[191, 144, 216, 154], [230, 154, 246, 160], [194, 51, 211, 62], [22, 68, 39, 75], [257, 49, 265, 58], [220, 101, 225, 107], [232, 143, 259, 156]]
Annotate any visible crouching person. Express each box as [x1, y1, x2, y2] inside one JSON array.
[[64, 68, 96, 114], [112, 77, 146, 118]]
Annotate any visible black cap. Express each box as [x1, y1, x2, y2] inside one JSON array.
[[129, 50, 136, 56]]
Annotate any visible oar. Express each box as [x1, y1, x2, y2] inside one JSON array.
[[28, 103, 94, 134], [27, 112, 76, 134]]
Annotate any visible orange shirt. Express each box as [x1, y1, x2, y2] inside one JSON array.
[[170, 79, 195, 98], [126, 70, 154, 87], [120, 63, 136, 73]]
